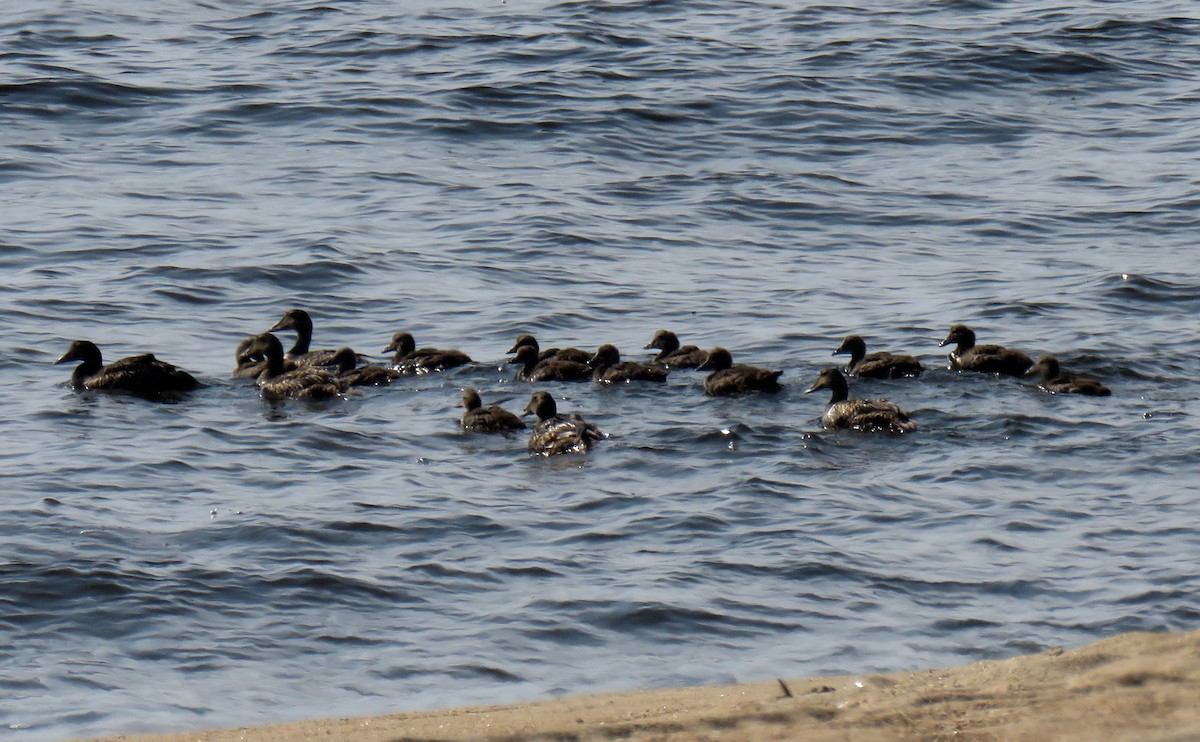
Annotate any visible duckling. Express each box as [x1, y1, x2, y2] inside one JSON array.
[[833, 334, 923, 379], [269, 309, 347, 367], [461, 388, 526, 432], [507, 334, 591, 365], [55, 340, 200, 396], [643, 329, 708, 368], [522, 391, 604, 455], [325, 346, 400, 387], [589, 344, 669, 383], [805, 367, 916, 434], [939, 324, 1033, 377], [233, 335, 300, 378], [697, 347, 782, 396], [242, 333, 344, 400], [508, 344, 591, 382], [1028, 355, 1111, 396], [384, 332, 472, 375]]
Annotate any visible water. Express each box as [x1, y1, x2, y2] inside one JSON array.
[[3, 1, 1200, 739]]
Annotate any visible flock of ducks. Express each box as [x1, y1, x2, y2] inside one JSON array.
[[55, 310, 1112, 456]]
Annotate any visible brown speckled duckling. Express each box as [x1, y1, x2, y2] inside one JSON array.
[[833, 335, 923, 379], [243, 333, 344, 400], [697, 347, 782, 396], [644, 330, 708, 368], [522, 391, 604, 455], [325, 346, 400, 387], [1028, 355, 1111, 396], [507, 334, 592, 365], [384, 332, 472, 375], [939, 324, 1033, 377], [269, 309, 347, 367], [589, 344, 669, 384], [508, 344, 591, 382], [805, 368, 916, 434], [461, 388, 526, 432], [56, 340, 200, 395]]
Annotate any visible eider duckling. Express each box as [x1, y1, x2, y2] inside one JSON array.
[[1027, 355, 1111, 396], [939, 324, 1033, 377], [56, 340, 200, 395], [242, 333, 344, 400], [384, 332, 472, 375], [508, 344, 591, 382], [507, 334, 591, 365], [805, 367, 916, 434], [833, 334, 923, 379], [325, 346, 400, 387], [697, 347, 782, 396], [522, 390, 604, 456], [644, 329, 708, 368], [269, 309, 347, 367], [461, 388, 525, 433], [589, 344, 669, 384]]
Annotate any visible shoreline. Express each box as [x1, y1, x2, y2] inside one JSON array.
[[85, 628, 1200, 742]]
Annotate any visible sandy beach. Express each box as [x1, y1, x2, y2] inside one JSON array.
[[86, 629, 1200, 742]]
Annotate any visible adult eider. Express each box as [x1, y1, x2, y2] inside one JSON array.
[[697, 347, 782, 396], [241, 333, 344, 400], [461, 388, 526, 432], [589, 344, 669, 384], [508, 344, 591, 382], [56, 340, 200, 395], [384, 332, 472, 375], [507, 334, 591, 365], [805, 367, 916, 434], [269, 309, 346, 366], [325, 346, 400, 387], [643, 330, 708, 368], [939, 324, 1033, 377], [522, 390, 604, 455], [833, 335, 923, 379], [1027, 355, 1111, 396]]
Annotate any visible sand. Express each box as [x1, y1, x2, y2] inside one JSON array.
[[86, 629, 1200, 742]]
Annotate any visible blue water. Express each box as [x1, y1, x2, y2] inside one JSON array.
[[3, 1, 1200, 739]]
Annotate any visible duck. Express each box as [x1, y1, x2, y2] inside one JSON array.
[[833, 334, 923, 379], [269, 309, 347, 367], [589, 344, 669, 383], [644, 329, 708, 368], [508, 344, 591, 382], [232, 335, 300, 379], [507, 334, 591, 365], [1027, 355, 1111, 396], [697, 347, 782, 396], [939, 324, 1033, 377], [55, 340, 200, 396], [522, 391, 604, 455], [384, 332, 472, 375], [461, 388, 526, 432], [805, 367, 916, 433], [241, 333, 345, 400], [324, 346, 400, 387]]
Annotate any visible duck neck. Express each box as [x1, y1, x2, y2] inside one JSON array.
[[288, 318, 313, 356], [826, 375, 849, 405]]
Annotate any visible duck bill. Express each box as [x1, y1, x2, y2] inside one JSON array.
[[382, 345, 396, 354], [803, 382, 823, 394], [268, 319, 292, 332], [937, 337, 952, 347], [53, 352, 74, 365]]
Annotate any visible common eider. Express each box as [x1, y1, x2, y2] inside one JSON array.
[[507, 334, 591, 365], [508, 344, 591, 382], [697, 347, 782, 396], [461, 388, 526, 432], [384, 332, 472, 375], [589, 344, 669, 384], [833, 335, 923, 379], [805, 367, 916, 434], [242, 333, 344, 400], [325, 346, 400, 387], [643, 330, 708, 368], [269, 309, 347, 367], [1028, 355, 1111, 396], [56, 340, 200, 396], [522, 390, 604, 455], [939, 324, 1033, 377]]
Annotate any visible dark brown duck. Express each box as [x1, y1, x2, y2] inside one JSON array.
[[507, 334, 591, 365], [325, 346, 400, 387], [697, 347, 782, 396], [508, 344, 591, 382], [1028, 355, 1111, 396], [522, 390, 604, 455], [805, 367, 916, 434], [833, 334, 923, 379], [461, 388, 526, 433], [589, 344, 669, 384], [56, 340, 200, 395], [939, 324, 1033, 377], [644, 330, 708, 368], [242, 332, 344, 400], [384, 332, 472, 375], [269, 309, 347, 367]]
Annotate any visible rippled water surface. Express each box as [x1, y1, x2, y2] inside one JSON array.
[[3, 1, 1200, 739]]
